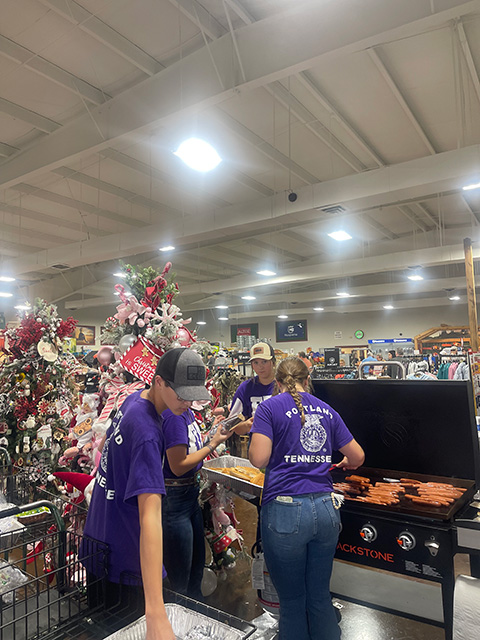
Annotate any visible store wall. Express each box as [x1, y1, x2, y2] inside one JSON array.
[[2, 300, 472, 352], [192, 304, 472, 352]]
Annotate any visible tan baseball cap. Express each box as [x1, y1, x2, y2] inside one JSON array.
[[249, 342, 275, 362]]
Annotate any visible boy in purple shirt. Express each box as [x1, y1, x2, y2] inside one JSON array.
[[230, 342, 276, 436], [82, 348, 211, 640], [249, 357, 364, 640]]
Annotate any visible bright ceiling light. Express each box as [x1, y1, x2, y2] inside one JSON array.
[[215, 305, 229, 309], [449, 295, 460, 301], [196, 321, 207, 325], [14, 303, 31, 310], [383, 305, 394, 310], [463, 181, 480, 191], [278, 315, 288, 319], [0, 292, 13, 298], [242, 295, 256, 300], [174, 138, 222, 172], [113, 272, 127, 278], [407, 274, 423, 281], [257, 270, 276, 276], [328, 230, 352, 242], [313, 307, 324, 311], [0, 276, 15, 282], [159, 245, 175, 252], [336, 292, 351, 297], [218, 317, 228, 321]]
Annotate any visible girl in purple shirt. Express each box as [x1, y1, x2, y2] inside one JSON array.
[[249, 357, 364, 640]]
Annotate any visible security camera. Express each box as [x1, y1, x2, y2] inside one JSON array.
[[288, 192, 298, 203]]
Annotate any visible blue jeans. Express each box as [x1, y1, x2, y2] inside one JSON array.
[[261, 492, 341, 640], [162, 484, 205, 600]]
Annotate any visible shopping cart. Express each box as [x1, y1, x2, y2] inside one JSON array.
[[0, 500, 107, 640]]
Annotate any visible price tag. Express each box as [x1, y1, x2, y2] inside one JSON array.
[[251, 553, 265, 590]]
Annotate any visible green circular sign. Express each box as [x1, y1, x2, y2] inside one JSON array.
[[354, 330, 364, 340]]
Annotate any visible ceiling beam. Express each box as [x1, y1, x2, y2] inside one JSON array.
[[38, 0, 163, 77], [8, 183, 139, 228], [52, 166, 182, 218], [0, 200, 107, 236], [268, 81, 367, 172], [2, 0, 475, 189], [0, 142, 19, 158], [2, 142, 480, 277], [296, 71, 386, 167], [397, 205, 430, 232], [367, 48, 437, 155], [0, 33, 108, 105], [456, 19, 480, 106], [100, 148, 231, 207], [247, 238, 305, 262], [0, 96, 60, 133], [413, 202, 440, 228]]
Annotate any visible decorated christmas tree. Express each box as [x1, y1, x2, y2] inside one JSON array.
[[0, 299, 79, 474]]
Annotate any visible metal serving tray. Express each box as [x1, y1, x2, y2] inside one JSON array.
[[104, 604, 251, 640], [203, 456, 263, 498]]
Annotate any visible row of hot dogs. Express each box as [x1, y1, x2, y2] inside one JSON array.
[[333, 475, 466, 508]]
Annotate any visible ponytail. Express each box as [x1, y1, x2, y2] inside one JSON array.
[[276, 357, 309, 425]]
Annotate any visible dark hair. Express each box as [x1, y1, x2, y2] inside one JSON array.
[[275, 357, 309, 425], [298, 351, 306, 358]]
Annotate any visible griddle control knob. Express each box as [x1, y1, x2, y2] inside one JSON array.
[[396, 531, 416, 551], [360, 524, 377, 543], [424, 540, 440, 557]]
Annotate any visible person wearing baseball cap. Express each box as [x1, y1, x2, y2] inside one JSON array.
[[228, 341, 276, 437], [82, 348, 218, 640]]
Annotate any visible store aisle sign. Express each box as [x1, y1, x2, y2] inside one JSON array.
[[368, 338, 412, 344], [334, 331, 343, 339], [275, 319, 307, 342]]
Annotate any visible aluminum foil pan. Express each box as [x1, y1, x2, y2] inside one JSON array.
[[104, 604, 248, 640], [203, 456, 262, 498]]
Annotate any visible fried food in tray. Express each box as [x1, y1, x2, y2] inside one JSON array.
[[211, 465, 265, 487]]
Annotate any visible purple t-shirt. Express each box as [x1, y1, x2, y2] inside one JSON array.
[[82, 391, 166, 585], [230, 377, 274, 418], [251, 391, 353, 505], [162, 408, 203, 479]]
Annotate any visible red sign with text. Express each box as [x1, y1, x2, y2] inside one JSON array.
[[118, 336, 164, 384], [237, 327, 252, 336]]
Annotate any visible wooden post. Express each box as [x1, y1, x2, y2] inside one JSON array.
[[464, 238, 479, 352]]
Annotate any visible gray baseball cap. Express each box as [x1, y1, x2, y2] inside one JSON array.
[[155, 348, 211, 402]]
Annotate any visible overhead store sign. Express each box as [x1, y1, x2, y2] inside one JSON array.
[[368, 338, 412, 344]]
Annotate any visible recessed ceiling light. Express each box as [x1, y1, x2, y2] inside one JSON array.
[[215, 305, 229, 309], [407, 274, 423, 281], [218, 317, 228, 321], [336, 292, 351, 297], [0, 292, 13, 298], [159, 245, 175, 252], [196, 321, 207, 325], [278, 315, 288, 319], [0, 276, 15, 282], [174, 138, 222, 172], [328, 230, 352, 242], [257, 270, 277, 276], [113, 272, 127, 278], [449, 295, 460, 301], [313, 307, 324, 311], [463, 181, 480, 191], [383, 305, 394, 310], [241, 295, 256, 300]]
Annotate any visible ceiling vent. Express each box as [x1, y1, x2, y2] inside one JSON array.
[[316, 204, 347, 215], [50, 263, 70, 270]]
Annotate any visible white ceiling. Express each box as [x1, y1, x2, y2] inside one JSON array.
[[1, 0, 480, 325]]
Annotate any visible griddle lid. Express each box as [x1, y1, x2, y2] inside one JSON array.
[[311, 380, 480, 484]]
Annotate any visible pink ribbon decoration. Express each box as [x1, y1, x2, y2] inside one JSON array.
[[97, 376, 145, 424], [114, 284, 156, 327]]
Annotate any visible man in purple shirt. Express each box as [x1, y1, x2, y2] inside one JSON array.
[[82, 348, 211, 640]]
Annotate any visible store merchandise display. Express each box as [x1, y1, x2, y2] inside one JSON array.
[[0, 299, 79, 472]]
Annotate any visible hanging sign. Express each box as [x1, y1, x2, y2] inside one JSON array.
[[118, 336, 165, 384]]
